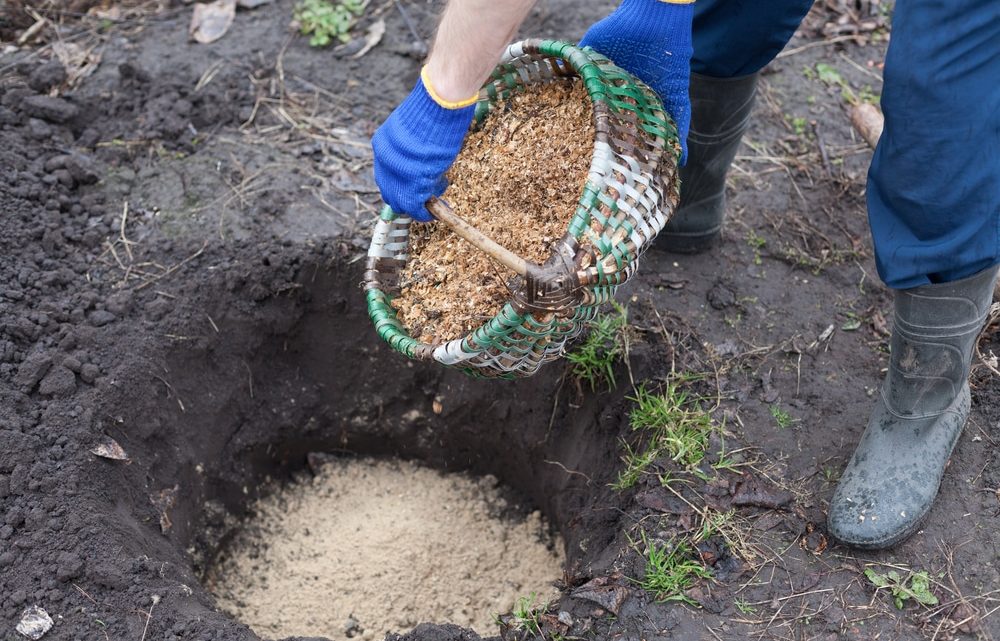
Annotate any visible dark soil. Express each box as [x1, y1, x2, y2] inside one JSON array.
[[0, 2, 997, 641]]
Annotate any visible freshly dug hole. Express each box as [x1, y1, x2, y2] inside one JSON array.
[[208, 457, 564, 641], [393, 80, 594, 343]]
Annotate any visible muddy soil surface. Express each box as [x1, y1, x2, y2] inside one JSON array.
[[0, 2, 998, 641]]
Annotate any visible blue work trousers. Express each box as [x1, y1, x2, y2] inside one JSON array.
[[692, 0, 1000, 288]]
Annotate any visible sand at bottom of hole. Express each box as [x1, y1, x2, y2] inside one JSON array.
[[209, 458, 565, 641]]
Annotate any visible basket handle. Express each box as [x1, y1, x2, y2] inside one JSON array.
[[427, 198, 530, 278]]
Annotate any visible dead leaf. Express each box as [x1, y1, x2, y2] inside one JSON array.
[[52, 42, 101, 88], [731, 472, 794, 509], [635, 488, 692, 515], [759, 369, 780, 404], [190, 0, 237, 44], [351, 19, 385, 59], [870, 309, 889, 336], [571, 577, 630, 615], [150, 485, 180, 533], [657, 275, 688, 290], [683, 585, 725, 613], [90, 436, 129, 461], [798, 522, 828, 555], [87, 6, 122, 20]]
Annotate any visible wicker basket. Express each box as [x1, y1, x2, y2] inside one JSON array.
[[365, 39, 681, 378]]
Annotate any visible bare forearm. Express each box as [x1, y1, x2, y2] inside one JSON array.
[[424, 0, 536, 103]]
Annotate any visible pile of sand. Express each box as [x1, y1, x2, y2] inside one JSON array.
[[209, 458, 564, 640]]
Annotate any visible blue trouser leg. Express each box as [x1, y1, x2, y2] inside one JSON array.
[[692, 0, 1000, 288], [692, 0, 814, 77], [867, 0, 1000, 288]]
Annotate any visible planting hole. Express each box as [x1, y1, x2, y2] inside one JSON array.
[[206, 457, 564, 640]]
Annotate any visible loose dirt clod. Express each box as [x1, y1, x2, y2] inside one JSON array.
[[209, 458, 564, 641], [393, 81, 594, 343]]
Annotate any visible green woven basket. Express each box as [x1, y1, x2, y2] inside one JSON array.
[[364, 39, 681, 378]]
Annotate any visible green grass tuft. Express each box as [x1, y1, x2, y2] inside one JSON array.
[[634, 531, 712, 605], [613, 380, 714, 489], [769, 404, 794, 429], [566, 302, 628, 392]]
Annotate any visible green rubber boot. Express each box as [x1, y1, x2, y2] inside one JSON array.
[[656, 72, 758, 254], [828, 265, 1000, 549]]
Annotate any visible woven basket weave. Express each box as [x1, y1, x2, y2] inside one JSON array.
[[365, 39, 681, 378]]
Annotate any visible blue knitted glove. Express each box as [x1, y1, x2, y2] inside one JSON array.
[[372, 68, 477, 222], [580, 0, 693, 163]]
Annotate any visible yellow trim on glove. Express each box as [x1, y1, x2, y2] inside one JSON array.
[[659, 0, 696, 4], [421, 67, 480, 110]]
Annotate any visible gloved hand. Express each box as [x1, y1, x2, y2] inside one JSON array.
[[580, 0, 694, 163], [371, 68, 477, 222]]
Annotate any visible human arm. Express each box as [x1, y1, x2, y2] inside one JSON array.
[[372, 0, 536, 221]]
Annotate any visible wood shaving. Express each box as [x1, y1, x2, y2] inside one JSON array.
[[393, 80, 594, 343]]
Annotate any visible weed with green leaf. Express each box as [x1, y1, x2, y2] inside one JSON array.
[[746, 230, 766, 265], [865, 568, 940, 609], [294, 0, 365, 47]]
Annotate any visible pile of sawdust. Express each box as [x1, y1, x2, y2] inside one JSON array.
[[209, 458, 564, 641], [393, 80, 594, 344]]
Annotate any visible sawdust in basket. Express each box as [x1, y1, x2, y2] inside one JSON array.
[[392, 80, 594, 344]]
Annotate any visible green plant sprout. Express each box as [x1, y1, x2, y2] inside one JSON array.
[[510, 592, 543, 636], [294, 0, 365, 47], [864, 568, 939, 609], [770, 404, 793, 429], [746, 230, 766, 265], [566, 302, 628, 391], [734, 597, 757, 615], [634, 530, 712, 605], [711, 433, 741, 473]]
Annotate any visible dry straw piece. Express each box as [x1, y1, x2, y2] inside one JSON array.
[[365, 39, 681, 378]]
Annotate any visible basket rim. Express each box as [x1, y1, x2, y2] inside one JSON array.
[[365, 39, 677, 366]]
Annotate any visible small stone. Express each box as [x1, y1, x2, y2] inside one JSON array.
[[106, 291, 132, 316], [21, 95, 78, 123], [0, 106, 18, 126], [27, 118, 52, 139], [38, 366, 76, 397], [62, 356, 81, 373], [52, 169, 74, 188], [64, 152, 99, 185], [79, 363, 100, 385], [43, 155, 68, 173], [88, 310, 116, 327], [56, 552, 84, 582], [144, 298, 172, 321], [15, 352, 52, 391], [16, 605, 53, 640], [28, 61, 67, 92], [344, 615, 362, 638]]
